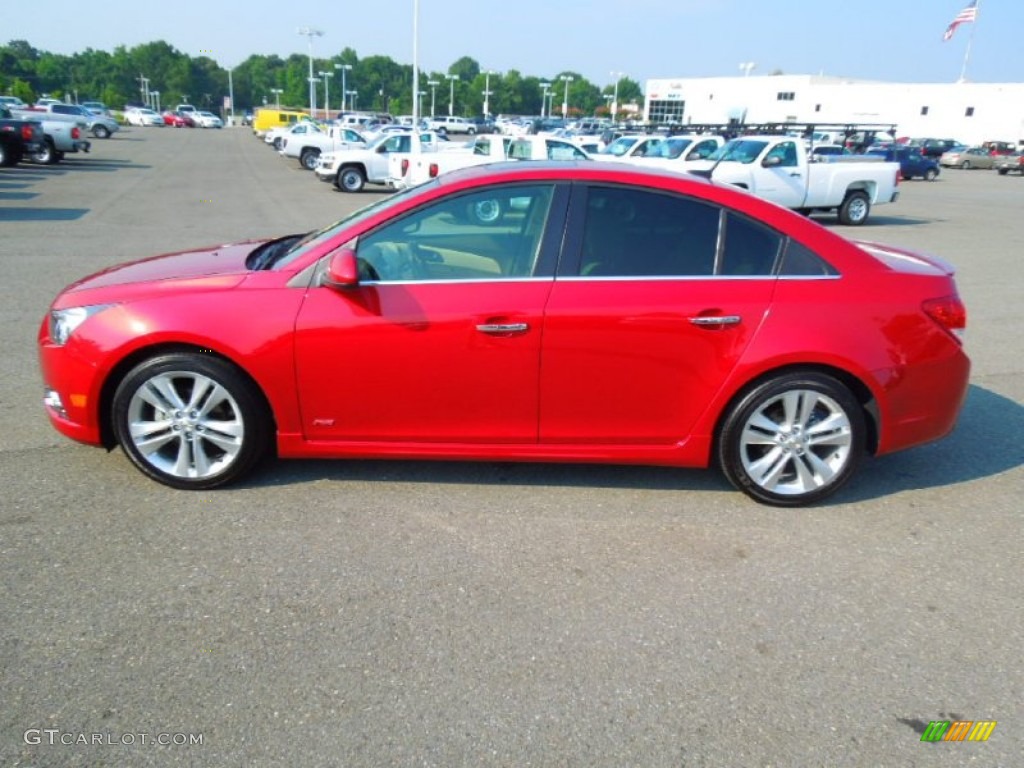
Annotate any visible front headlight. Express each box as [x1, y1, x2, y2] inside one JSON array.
[[49, 305, 112, 346]]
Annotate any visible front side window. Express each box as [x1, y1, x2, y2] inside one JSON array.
[[356, 185, 556, 281]]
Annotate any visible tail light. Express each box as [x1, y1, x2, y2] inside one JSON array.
[[71, 127, 80, 139], [21, 125, 34, 141], [922, 295, 966, 341], [429, 163, 439, 178], [400, 159, 409, 176]]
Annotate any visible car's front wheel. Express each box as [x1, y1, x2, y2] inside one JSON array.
[[924, 168, 938, 181], [717, 372, 865, 506], [93, 125, 110, 139], [112, 353, 271, 489]]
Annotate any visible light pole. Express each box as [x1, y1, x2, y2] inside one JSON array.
[[560, 75, 574, 119], [609, 70, 624, 123], [739, 61, 756, 77], [335, 63, 352, 113], [539, 81, 551, 118], [482, 69, 496, 118], [270, 88, 283, 108], [318, 70, 331, 117], [427, 80, 439, 117], [297, 26, 324, 117], [151, 90, 160, 111], [346, 90, 357, 110], [446, 74, 459, 117]]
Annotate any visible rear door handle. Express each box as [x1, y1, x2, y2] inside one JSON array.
[[476, 322, 530, 334], [688, 315, 741, 327]]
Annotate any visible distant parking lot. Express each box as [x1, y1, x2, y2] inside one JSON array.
[[1, 126, 1021, 766]]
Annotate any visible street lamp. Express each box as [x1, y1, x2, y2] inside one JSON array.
[[739, 61, 756, 77], [482, 69, 497, 118], [346, 90, 357, 110], [297, 26, 324, 117], [609, 70, 624, 123], [560, 74, 574, 119], [318, 70, 331, 117], [539, 81, 551, 118], [427, 80, 439, 117], [335, 63, 352, 112], [446, 73, 459, 117], [270, 88, 283, 108]]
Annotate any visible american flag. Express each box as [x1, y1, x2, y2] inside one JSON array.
[[943, 1, 978, 41]]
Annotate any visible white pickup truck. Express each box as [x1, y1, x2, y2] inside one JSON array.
[[387, 134, 590, 190], [280, 124, 367, 170], [687, 135, 900, 225], [314, 131, 447, 192]]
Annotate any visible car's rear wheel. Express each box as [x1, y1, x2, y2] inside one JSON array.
[[717, 372, 865, 506], [924, 168, 938, 181], [31, 139, 61, 165], [997, 168, 1008, 176], [336, 166, 366, 192], [299, 148, 320, 170], [112, 353, 271, 490], [837, 190, 870, 225], [961, 160, 972, 169]]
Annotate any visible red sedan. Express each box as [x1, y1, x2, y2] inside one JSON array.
[[162, 110, 192, 127], [37, 162, 969, 505]]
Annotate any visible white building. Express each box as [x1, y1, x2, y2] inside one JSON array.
[[644, 74, 1024, 146]]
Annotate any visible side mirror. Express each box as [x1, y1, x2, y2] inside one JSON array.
[[323, 248, 360, 289], [762, 155, 782, 168]]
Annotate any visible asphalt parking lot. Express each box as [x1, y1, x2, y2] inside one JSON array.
[[1, 126, 1021, 767]]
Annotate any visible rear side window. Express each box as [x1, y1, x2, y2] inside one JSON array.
[[778, 240, 839, 276], [578, 187, 720, 276], [720, 213, 782, 275]]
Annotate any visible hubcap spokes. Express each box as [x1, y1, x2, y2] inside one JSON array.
[[127, 371, 244, 479], [740, 390, 852, 496]]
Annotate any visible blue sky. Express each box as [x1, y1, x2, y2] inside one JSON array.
[[7, 0, 1022, 87]]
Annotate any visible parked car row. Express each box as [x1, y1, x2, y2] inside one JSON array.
[[125, 106, 223, 129]]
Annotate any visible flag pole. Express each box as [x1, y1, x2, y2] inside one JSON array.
[[958, 0, 980, 82]]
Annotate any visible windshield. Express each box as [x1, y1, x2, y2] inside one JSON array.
[[706, 140, 769, 164], [268, 181, 439, 271]]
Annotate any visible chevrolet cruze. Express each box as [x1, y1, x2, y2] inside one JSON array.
[[38, 162, 969, 505]]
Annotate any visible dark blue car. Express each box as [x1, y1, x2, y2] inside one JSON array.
[[867, 146, 940, 181]]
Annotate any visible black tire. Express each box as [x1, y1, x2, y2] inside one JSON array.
[[299, 148, 320, 171], [0, 142, 13, 167], [837, 190, 870, 225], [273, 137, 284, 151], [717, 372, 866, 506], [961, 160, 971, 170], [997, 168, 1008, 176], [93, 125, 110, 139], [112, 353, 271, 490], [924, 168, 938, 181], [336, 166, 366, 192], [467, 126, 476, 135], [31, 139, 59, 165]]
